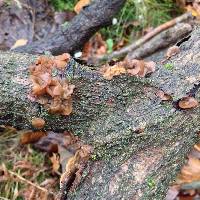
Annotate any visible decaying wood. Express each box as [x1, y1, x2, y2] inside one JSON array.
[[99, 12, 193, 62], [127, 23, 192, 60], [1, 27, 200, 199], [14, 0, 126, 55]]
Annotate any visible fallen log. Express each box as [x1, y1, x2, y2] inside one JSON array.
[[1, 27, 200, 199], [14, 0, 126, 55]]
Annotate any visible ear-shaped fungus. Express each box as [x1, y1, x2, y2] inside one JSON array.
[[156, 90, 172, 101], [31, 118, 45, 129], [165, 46, 180, 59], [29, 54, 75, 116], [54, 53, 71, 70], [101, 59, 156, 80], [178, 97, 199, 109]]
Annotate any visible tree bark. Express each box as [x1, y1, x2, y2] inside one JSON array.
[[1, 27, 200, 199], [14, 0, 126, 55]]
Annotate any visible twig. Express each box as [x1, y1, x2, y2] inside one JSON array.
[[98, 12, 193, 62], [6, 168, 50, 194], [127, 23, 192, 60]]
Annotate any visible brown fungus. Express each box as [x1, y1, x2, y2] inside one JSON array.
[[101, 58, 156, 80], [178, 97, 199, 109], [166, 46, 180, 59], [156, 90, 172, 101], [31, 118, 45, 129], [101, 63, 126, 80], [29, 54, 75, 116]]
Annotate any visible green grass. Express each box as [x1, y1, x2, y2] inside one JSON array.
[[50, 0, 78, 11], [101, 0, 181, 47]]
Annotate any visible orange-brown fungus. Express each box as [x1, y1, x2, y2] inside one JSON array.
[[29, 53, 75, 116], [165, 45, 180, 59], [156, 90, 172, 101], [31, 117, 45, 129], [101, 59, 156, 80], [178, 97, 199, 109], [54, 53, 71, 70], [101, 62, 126, 80]]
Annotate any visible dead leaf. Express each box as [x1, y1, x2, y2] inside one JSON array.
[[74, 0, 91, 14], [82, 33, 107, 60], [177, 157, 200, 184], [19, 131, 47, 145], [11, 39, 28, 49], [194, 143, 200, 152], [186, 5, 199, 17], [33, 131, 78, 153], [49, 153, 60, 173], [58, 146, 74, 173]]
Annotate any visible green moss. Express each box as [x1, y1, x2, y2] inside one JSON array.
[[90, 154, 98, 161], [164, 63, 174, 70], [146, 177, 156, 189]]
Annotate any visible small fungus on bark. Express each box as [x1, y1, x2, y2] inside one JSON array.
[[31, 117, 46, 129], [178, 97, 199, 109], [101, 59, 156, 80], [165, 45, 180, 59], [156, 90, 172, 101]]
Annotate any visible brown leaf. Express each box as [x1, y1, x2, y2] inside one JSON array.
[[33, 131, 78, 153], [194, 143, 200, 152], [49, 153, 60, 173], [74, 0, 91, 14], [82, 33, 107, 60], [20, 131, 46, 145]]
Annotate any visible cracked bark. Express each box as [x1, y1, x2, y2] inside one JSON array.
[[1, 28, 200, 199]]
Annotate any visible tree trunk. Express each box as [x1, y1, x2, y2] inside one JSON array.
[[14, 0, 126, 55], [1, 27, 200, 199]]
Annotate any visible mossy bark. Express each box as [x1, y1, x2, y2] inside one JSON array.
[[1, 28, 200, 199]]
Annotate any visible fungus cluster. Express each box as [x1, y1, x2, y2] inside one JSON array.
[[101, 59, 156, 80], [29, 54, 75, 116]]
